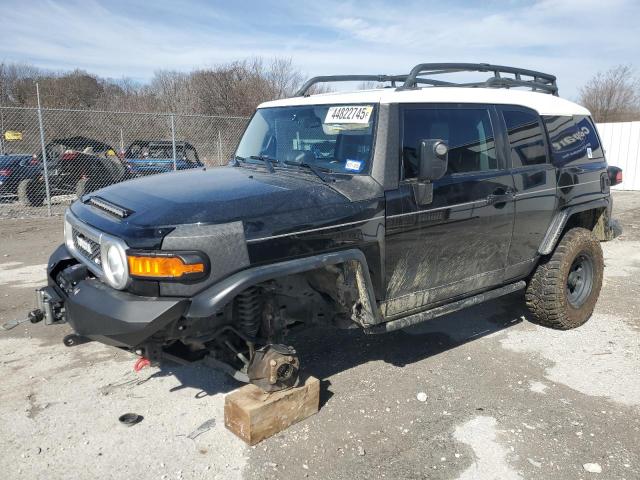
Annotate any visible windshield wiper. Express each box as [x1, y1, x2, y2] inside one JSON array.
[[249, 155, 276, 173], [283, 160, 334, 183], [233, 154, 276, 173]]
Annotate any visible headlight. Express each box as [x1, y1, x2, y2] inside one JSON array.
[[101, 239, 129, 290]]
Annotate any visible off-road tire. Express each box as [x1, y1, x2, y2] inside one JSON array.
[[525, 227, 603, 330], [18, 178, 45, 207]]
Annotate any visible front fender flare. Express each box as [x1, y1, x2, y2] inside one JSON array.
[[186, 249, 381, 326]]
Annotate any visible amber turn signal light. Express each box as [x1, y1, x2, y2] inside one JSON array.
[[127, 253, 206, 280]]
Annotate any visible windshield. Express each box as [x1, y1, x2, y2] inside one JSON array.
[[236, 104, 377, 174]]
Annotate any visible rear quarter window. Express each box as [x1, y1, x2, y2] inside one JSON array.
[[573, 115, 604, 159], [543, 115, 603, 166]]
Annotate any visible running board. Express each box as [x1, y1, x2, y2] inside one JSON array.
[[365, 281, 526, 334]]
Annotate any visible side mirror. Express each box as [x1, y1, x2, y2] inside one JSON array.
[[418, 139, 449, 182]]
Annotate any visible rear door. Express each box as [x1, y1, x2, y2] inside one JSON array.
[[496, 106, 557, 280], [383, 104, 516, 318]]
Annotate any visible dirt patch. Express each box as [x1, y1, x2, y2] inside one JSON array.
[[0, 336, 248, 480]]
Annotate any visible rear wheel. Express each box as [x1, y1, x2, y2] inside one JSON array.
[[525, 227, 603, 329], [18, 179, 46, 207]]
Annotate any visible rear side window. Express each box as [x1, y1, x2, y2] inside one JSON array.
[[402, 107, 497, 178], [543, 115, 603, 166], [184, 147, 199, 164], [501, 109, 547, 167], [573, 115, 604, 159]]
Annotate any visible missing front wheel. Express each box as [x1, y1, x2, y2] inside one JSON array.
[[247, 344, 300, 392]]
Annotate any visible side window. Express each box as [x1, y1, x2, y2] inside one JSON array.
[[402, 108, 497, 179], [185, 147, 198, 164], [573, 115, 604, 159], [502, 109, 547, 167], [128, 144, 141, 158], [543, 115, 599, 166]]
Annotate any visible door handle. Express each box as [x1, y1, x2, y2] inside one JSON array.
[[486, 188, 515, 206]]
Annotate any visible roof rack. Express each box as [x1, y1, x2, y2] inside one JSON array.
[[295, 62, 558, 97], [295, 75, 406, 97]]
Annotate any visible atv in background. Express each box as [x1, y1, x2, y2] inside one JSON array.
[[20, 136, 127, 206], [123, 140, 202, 177]]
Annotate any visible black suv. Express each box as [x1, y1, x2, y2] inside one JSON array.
[[21, 136, 126, 206], [33, 64, 622, 392]]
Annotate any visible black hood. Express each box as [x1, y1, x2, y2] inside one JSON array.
[[72, 166, 353, 228]]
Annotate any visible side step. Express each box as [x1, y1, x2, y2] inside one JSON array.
[[366, 281, 526, 334]]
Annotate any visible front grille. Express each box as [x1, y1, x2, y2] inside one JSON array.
[[72, 227, 101, 266]]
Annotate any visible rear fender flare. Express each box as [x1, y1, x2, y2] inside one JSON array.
[[538, 198, 609, 255]]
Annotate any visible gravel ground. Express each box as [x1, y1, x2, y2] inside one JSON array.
[[0, 191, 638, 480]]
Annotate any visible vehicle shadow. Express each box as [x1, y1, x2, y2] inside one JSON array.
[[291, 291, 528, 381], [145, 361, 240, 397], [153, 292, 529, 398]]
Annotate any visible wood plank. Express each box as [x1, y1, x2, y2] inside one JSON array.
[[224, 376, 320, 445]]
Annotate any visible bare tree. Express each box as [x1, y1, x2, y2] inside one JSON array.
[[579, 65, 640, 122], [0, 57, 310, 115], [265, 57, 304, 98], [186, 58, 305, 116], [0, 62, 40, 105], [147, 70, 191, 113]]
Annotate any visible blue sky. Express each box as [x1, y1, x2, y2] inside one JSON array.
[[0, 0, 638, 99]]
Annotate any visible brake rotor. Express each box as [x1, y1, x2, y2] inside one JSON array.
[[247, 344, 300, 392]]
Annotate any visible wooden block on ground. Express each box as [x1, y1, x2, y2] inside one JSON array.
[[224, 376, 320, 445]]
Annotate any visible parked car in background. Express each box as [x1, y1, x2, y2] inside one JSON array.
[[123, 140, 202, 177], [0, 154, 39, 200], [20, 136, 127, 206]]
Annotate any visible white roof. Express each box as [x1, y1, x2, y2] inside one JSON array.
[[259, 87, 590, 117]]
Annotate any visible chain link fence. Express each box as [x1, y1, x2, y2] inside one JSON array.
[[0, 105, 248, 219]]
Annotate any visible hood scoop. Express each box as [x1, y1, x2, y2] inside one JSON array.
[[87, 196, 134, 219]]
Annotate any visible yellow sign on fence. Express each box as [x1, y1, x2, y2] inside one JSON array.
[[4, 130, 23, 141]]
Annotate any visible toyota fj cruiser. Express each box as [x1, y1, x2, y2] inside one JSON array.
[[31, 63, 622, 392]]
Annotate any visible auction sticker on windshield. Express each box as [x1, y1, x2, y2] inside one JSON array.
[[324, 105, 373, 124]]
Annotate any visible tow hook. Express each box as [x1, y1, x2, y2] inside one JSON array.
[[133, 357, 151, 372], [35, 287, 65, 325], [63, 334, 92, 347]]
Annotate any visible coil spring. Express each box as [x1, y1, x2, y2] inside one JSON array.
[[235, 286, 262, 338]]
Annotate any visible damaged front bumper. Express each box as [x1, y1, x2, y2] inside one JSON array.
[[38, 244, 189, 349]]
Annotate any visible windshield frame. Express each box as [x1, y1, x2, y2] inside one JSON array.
[[234, 102, 379, 176]]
